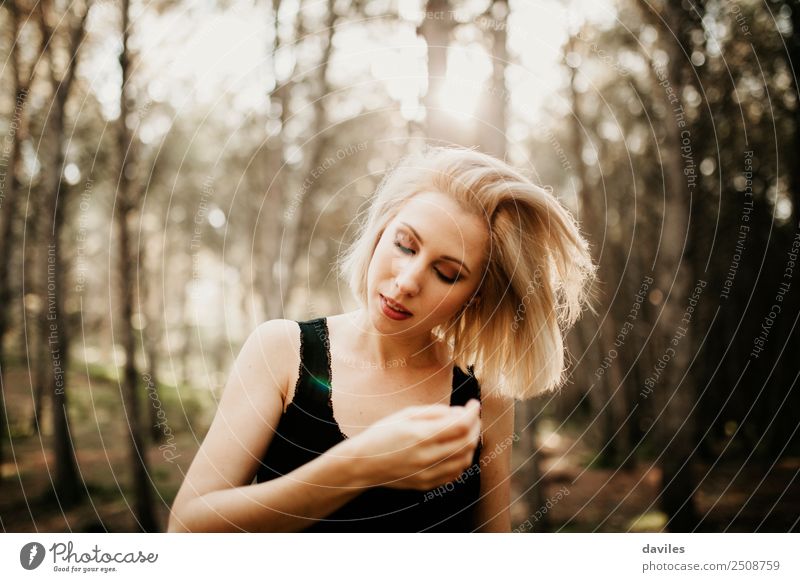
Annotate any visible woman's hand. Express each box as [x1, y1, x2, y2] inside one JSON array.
[[343, 399, 481, 491]]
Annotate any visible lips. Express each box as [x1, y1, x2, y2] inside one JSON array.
[[380, 294, 412, 315]]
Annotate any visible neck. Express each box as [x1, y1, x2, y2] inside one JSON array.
[[346, 308, 445, 369]]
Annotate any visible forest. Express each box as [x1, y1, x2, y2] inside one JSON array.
[[0, 0, 798, 532]]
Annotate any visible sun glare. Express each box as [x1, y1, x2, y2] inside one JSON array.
[[435, 42, 492, 121]]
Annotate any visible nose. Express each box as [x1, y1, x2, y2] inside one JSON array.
[[392, 256, 422, 296]]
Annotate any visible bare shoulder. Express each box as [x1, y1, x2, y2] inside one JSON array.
[[246, 318, 301, 407]]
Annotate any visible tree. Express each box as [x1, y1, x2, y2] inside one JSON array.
[[419, 0, 457, 145], [36, 0, 93, 507], [0, 0, 39, 480], [474, 0, 508, 158], [114, 0, 158, 531], [637, 0, 700, 531], [565, 30, 631, 469]]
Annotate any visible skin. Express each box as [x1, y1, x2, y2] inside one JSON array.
[[167, 190, 513, 532], [350, 190, 490, 366]]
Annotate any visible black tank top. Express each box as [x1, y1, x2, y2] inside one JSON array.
[[256, 317, 482, 532]]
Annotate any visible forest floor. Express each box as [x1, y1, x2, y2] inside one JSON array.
[[1, 365, 798, 532]]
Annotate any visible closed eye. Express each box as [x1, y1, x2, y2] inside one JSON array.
[[394, 241, 414, 255], [393, 242, 459, 284]]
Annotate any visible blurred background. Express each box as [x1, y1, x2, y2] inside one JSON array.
[[0, 0, 798, 533]]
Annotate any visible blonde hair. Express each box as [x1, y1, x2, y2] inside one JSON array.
[[338, 146, 596, 400]]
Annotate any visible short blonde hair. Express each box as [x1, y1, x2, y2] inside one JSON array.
[[338, 146, 596, 400]]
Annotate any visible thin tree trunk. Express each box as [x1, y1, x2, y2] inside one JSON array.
[[116, 0, 157, 531], [37, 0, 92, 507], [567, 32, 630, 468], [252, 0, 291, 321], [29, 197, 49, 435], [141, 235, 164, 444], [280, 0, 338, 309], [638, 0, 699, 531], [474, 0, 508, 158], [419, 0, 455, 145], [518, 399, 548, 531], [785, 0, 800, 226], [0, 0, 31, 476]]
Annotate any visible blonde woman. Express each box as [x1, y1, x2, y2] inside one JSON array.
[[167, 146, 595, 532]]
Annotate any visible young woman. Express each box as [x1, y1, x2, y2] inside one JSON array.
[[167, 146, 595, 532]]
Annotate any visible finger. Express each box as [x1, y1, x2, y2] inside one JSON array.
[[465, 399, 480, 413], [417, 413, 475, 444], [406, 403, 454, 420], [421, 429, 479, 466], [445, 428, 480, 462]]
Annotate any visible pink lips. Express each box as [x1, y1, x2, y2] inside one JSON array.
[[380, 294, 412, 320]]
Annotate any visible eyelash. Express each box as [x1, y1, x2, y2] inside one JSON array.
[[394, 241, 459, 284]]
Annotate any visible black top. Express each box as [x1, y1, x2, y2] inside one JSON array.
[[256, 317, 483, 532]]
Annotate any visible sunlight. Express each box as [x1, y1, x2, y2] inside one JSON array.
[[435, 42, 492, 121]]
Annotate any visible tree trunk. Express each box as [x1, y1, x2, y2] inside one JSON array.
[[252, 0, 292, 321], [517, 399, 548, 531], [280, 0, 340, 319], [116, 0, 158, 531], [29, 198, 49, 435], [36, 0, 93, 507], [474, 0, 508, 158], [639, 0, 699, 531], [567, 32, 630, 468], [0, 0, 31, 477], [419, 0, 456, 145], [42, 97, 83, 507], [784, 0, 800, 226]]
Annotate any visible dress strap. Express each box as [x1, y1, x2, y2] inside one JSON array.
[[291, 317, 334, 412], [451, 364, 481, 406]]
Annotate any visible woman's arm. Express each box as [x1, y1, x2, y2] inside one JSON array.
[[167, 319, 371, 533], [474, 390, 514, 532], [167, 318, 483, 532]]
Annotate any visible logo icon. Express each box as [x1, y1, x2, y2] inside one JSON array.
[[20, 542, 46, 570]]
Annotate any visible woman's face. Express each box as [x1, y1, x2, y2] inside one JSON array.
[[366, 190, 489, 335]]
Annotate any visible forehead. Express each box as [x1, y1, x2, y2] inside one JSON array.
[[391, 191, 488, 256]]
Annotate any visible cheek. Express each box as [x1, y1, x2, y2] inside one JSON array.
[[367, 241, 392, 285], [428, 290, 468, 317]]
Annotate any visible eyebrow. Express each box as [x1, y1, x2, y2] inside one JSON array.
[[399, 221, 472, 275]]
